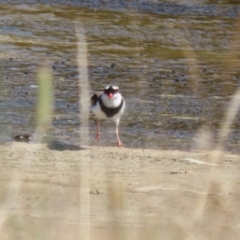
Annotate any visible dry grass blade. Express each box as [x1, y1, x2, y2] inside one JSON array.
[[35, 67, 54, 142], [174, 28, 202, 92], [0, 65, 7, 143], [76, 24, 91, 240], [0, 67, 53, 236], [190, 17, 240, 240]]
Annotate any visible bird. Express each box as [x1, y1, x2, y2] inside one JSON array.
[[91, 85, 125, 147]]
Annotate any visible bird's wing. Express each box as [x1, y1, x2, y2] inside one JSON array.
[[91, 92, 102, 106]]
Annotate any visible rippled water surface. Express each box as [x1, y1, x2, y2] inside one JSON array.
[[0, 3, 239, 151]]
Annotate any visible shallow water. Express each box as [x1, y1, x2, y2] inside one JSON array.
[[0, 3, 239, 152]]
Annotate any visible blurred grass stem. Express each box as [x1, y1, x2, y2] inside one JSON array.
[[76, 24, 90, 240]]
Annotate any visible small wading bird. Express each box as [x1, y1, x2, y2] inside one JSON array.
[[91, 85, 125, 147]]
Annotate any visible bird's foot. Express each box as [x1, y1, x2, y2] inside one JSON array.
[[95, 132, 100, 141], [115, 141, 123, 147]]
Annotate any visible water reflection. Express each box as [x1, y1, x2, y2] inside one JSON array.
[[0, 4, 239, 152]]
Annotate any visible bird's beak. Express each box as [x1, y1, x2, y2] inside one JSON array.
[[108, 93, 113, 99]]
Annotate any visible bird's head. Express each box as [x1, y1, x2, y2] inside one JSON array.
[[104, 85, 120, 100]]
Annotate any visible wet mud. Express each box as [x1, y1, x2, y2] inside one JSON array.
[[0, 1, 239, 152]]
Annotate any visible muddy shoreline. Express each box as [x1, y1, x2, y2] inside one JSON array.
[[1, 1, 240, 152]]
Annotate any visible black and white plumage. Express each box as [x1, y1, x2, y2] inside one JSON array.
[[91, 85, 125, 146]]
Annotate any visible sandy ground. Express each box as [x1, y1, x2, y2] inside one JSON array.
[[0, 142, 240, 239]]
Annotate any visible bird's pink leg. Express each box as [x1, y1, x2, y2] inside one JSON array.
[[115, 121, 123, 147], [95, 120, 100, 141]]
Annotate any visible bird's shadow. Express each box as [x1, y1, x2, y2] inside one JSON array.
[[47, 140, 86, 151], [13, 134, 87, 151]]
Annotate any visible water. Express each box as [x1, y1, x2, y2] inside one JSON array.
[[0, 3, 239, 152]]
